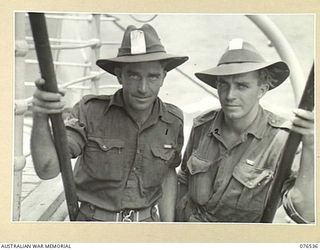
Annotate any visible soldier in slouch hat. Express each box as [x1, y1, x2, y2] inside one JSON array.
[[177, 38, 314, 223], [31, 24, 188, 222]]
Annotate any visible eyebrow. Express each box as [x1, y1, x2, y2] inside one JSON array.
[[234, 80, 250, 85], [127, 70, 139, 75], [149, 73, 161, 77]]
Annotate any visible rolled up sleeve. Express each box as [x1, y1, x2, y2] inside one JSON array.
[[64, 101, 87, 158]]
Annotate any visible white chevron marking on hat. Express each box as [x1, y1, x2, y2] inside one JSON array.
[[228, 38, 244, 50], [130, 30, 147, 54]]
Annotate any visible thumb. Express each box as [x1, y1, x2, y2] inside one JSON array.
[[58, 87, 67, 97], [34, 78, 45, 90]]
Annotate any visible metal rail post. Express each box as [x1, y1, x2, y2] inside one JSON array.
[[89, 14, 101, 94], [246, 15, 306, 105], [13, 12, 28, 221]]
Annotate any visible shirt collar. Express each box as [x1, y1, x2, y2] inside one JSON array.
[[245, 106, 268, 139], [209, 109, 224, 138], [103, 89, 165, 123], [103, 89, 125, 114], [209, 106, 267, 140]]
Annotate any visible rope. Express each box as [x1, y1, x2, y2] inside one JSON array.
[[129, 14, 158, 23], [175, 68, 219, 99]]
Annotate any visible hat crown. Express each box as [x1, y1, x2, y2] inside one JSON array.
[[218, 39, 265, 66], [118, 24, 166, 57]]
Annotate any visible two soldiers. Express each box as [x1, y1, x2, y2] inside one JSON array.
[[31, 25, 314, 223]]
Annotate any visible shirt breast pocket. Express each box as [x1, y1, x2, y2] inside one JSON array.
[[232, 162, 274, 212], [142, 144, 175, 188], [83, 136, 125, 181], [187, 153, 215, 205]]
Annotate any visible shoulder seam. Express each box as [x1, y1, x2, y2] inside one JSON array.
[[193, 109, 218, 127], [82, 94, 112, 104], [265, 110, 290, 129], [164, 103, 184, 122]]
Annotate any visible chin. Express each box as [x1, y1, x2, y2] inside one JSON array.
[[132, 103, 152, 111], [225, 112, 243, 120]]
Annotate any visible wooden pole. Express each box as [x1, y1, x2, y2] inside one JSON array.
[[28, 12, 79, 221], [261, 64, 314, 223]]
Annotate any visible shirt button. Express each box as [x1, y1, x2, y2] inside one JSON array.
[[133, 167, 136, 171], [102, 145, 107, 149]]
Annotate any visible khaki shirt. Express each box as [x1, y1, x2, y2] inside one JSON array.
[[65, 89, 184, 211], [178, 106, 294, 222]]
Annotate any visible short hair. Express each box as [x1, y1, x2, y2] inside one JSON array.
[[258, 68, 277, 88]]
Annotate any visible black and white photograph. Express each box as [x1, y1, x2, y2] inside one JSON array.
[[2, 0, 319, 244], [13, 12, 315, 225]]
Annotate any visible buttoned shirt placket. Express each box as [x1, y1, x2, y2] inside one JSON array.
[[120, 101, 162, 209]]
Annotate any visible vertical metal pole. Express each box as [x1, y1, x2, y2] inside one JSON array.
[[13, 12, 28, 221], [90, 14, 101, 94], [54, 18, 63, 67], [246, 15, 306, 105]]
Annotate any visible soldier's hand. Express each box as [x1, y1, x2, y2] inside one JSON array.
[[32, 78, 66, 115], [291, 109, 314, 147]]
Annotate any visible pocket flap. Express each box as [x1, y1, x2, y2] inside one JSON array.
[[233, 163, 274, 189], [187, 154, 212, 175], [88, 137, 124, 151], [151, 145, 175, 161]]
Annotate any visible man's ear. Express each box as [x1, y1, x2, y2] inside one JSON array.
[[114, 67, 123, 85], [258, 83, 269, 99]]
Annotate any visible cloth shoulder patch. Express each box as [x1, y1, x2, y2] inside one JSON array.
[[265, 110, 290, 129], [164, 103, 184, 122], [82, 94, 112, 104], [193, 109, 218, 127]]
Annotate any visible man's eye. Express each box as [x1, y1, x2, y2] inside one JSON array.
[[149, 75, 159, 81], [129, 74, 140, 80], [238, 84, 248, 89]]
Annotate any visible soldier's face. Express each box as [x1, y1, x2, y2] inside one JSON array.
[[217, 71, 268, 121], [118, 61, 166, 113]]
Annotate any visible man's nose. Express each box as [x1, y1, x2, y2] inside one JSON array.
[[226, 85, 236, 100], [137, 78, 148, 93]]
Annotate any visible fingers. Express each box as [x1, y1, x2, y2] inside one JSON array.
[[290, 109, 314, 138], [290, 125, 313, 136], [58, 87, 67, 97], [32, 105, 65, 114], [292, 109, 314, 128], [33, 88, 62, 102], [35, 78, 66, 96], [32, 78, 66, 114], [293, 109, 314, 122], [32, 97, 65, 110], [32, 97, 65, 114]]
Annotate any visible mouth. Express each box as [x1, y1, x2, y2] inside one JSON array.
[[224, 103, 240, 108], [133, 96, 151, 102]]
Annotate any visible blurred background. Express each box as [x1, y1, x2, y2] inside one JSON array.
[[14, 13, 314, 221]]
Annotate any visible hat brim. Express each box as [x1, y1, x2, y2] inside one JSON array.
[[97, 52, 188, 75], [195, 61, 290, 90]]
